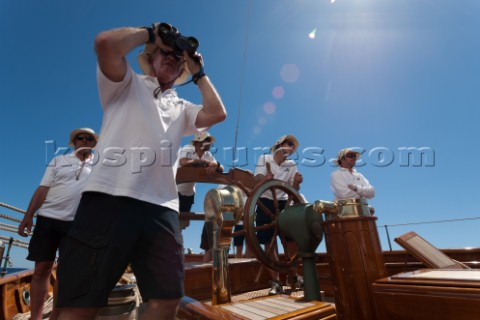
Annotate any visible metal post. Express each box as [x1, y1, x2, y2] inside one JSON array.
[[1, 237, 14, 277], [384, 225, 392, 251]]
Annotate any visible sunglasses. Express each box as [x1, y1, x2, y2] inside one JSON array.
[[283, 140, 295, 147], [345, 153, 357, 159], [76, 135, 94, 142]]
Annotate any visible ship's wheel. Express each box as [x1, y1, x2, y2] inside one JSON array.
[[243, 179, 306, 273]]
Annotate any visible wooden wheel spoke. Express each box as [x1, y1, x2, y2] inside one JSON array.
[[231, 228, 247, 237], [285, 195, 295, 208], [256, 200, 276, 220], [244, 179, 303, 273], [270, 187, 280, 214], [253, 222, 275, 232], [265, 231, 279, 256]]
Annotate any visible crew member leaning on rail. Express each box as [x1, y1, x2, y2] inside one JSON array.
[[55, 21, 226, 320], [18, 128, 98, 320], [177, 131, 224, 262], [330, 148, 375, 200]]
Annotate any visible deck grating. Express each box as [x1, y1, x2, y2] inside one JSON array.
[[220, 296, 315, 320]]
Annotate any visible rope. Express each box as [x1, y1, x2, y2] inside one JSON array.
[[0, 202, 26, 214], [232, 0, 253, 167], [378, 216, 480, 228], [0, 236, 29, 249], [12, 295, 53, 320], [0, 226, 19, 234], [0, 222, 20, 230], [0, 213, 23, 223]]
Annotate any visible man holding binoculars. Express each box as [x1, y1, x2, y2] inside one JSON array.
[[55, 22, 226, 320]]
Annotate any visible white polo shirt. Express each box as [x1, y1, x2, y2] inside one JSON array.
[[38, 153, 94, 221], [84, 64, 203, 211], [255, 154, 298, 200], [330, 167, 375, 200]]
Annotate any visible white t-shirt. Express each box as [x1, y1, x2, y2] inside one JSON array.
[[84, 64, 202, 211], [38, 153, 94, 221], [330, 167, 375, 200], [176, 144, 215, 196], [254, 154, 298, 200]]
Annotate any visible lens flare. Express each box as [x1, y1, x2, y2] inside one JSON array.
[[272, 86, 285, 99], [309, 28, 317, 39], [280, 64, 300, 83], [263, 102, 276, 114]]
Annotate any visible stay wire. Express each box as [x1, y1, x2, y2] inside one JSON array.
[[232, 0, 253, 168]]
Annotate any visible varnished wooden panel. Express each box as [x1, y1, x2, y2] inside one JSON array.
[[373, 269, 480, 320]]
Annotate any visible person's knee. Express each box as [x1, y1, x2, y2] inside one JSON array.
[[33, 262, 54, 278]]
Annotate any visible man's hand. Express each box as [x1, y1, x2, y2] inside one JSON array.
[[18, 217, 33, 237], [152, 23, 166, 48], [183, 50, 203, 76], [294, 172, 303, 185], [205, 161, 218, 175]]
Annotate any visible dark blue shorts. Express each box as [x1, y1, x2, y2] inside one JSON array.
[[200, 222, 214, 251], [255, 198, 287, 245], [178, 193, 194, 213], [56, 192, 184, 308], [27, 215, 72, 262], [233, 224, 245, 246]]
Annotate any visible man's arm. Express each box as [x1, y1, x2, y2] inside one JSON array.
[[18, 186, 49, 237], [194, 76, 227, 128], [95, 27, 150, 82], [331, 172, 355, 200], [353, 175, 375, 199], [179, 157, 216, 168], [254, 155, 273, 182]]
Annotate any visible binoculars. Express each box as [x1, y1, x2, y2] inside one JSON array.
[[157, 23, 199, 58]]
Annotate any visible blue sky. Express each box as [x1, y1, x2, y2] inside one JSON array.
[[1, 0, 479, 269]]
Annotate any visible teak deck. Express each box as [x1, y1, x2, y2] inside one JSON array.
[[178, 295, 336, 320]]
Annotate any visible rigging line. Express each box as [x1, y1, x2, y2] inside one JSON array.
[[0, 213, 23, 224], [0, 236, 29, 246], [0, 227, 19, 235], [232, 0, 253, 167], [0, 202, 26, 214], [378, 216, 480, 228], [0, 222, 19, 230]]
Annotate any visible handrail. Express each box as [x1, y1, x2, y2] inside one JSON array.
[[179, 212, 205, 221], [176, 167, 257, 191]]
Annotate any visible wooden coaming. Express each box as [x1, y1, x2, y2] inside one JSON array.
[[0, 268, 56, 319], [183, 248, 480, 301], [373, 269, 480, 320]]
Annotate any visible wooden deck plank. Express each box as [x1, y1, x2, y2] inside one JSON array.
[[247, 301, 288, 314], [225, 303, 278, 318], [219, 295, 318, 320], [270, 296, 314, 310], [221, 305, 267, 320], [250, 299, 298, 312]]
